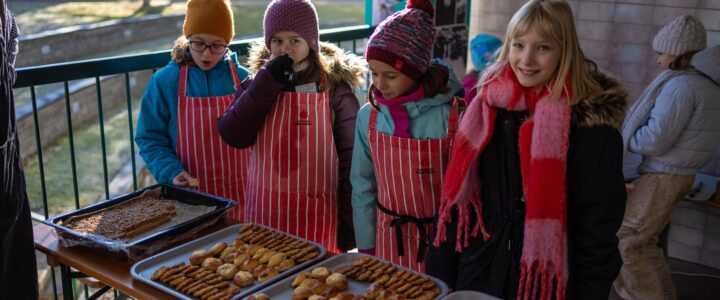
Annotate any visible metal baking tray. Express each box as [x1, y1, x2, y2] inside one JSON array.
[[131, 223, 327, 300], [247, 253, 449, 299], [440, 290, 501, 300], [43, 183, 237, 260]]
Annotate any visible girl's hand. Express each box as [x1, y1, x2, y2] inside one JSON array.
[[173, 171, 199, 188], [265, 54, 294, 84]]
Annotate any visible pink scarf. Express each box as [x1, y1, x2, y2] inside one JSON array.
[[434, 66, 570, 300], [374, 86, 425, 138]]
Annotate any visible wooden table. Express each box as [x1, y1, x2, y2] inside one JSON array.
[[33, 222, 230, 300]]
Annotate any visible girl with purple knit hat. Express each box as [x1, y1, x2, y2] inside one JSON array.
[[218, 0, 365, 254], [350, 0, 464, 273]]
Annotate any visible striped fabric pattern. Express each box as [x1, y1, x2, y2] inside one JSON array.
[[244, 91, 340, 254], [176, 61, 250, 221]]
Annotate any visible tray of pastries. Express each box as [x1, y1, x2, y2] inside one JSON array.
[[246, 253, 448, 300], [131, 223, 326, 300], [44, 184, 237, 260]]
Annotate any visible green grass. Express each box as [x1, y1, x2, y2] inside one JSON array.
[[22, 96, 141, 216]]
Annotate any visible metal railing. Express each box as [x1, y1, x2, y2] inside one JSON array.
[[15, 24, 373, 300]]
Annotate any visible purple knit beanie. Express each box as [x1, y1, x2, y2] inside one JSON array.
[[366, 0, 436, 80], [263, 0, 319, 52]]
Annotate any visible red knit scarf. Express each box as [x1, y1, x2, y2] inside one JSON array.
[[434, 66, 570, 300]]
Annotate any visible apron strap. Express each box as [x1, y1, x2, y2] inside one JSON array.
[[376, 201, 434, 263], [225, 53, 242, 89], [179, 64, 189, 98]]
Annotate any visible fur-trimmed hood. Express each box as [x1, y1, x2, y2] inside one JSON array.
[[571, 71, 628, 129], [246, 41, 366, 91]]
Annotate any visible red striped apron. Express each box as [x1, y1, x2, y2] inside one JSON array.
[[368, 98, 462, 272], [176, 57, 250, 221], [244, 91, 340, 254]]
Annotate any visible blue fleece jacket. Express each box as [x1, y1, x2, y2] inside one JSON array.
[[135, 51, 251, 184]]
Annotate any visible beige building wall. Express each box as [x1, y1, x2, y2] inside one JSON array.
[[468, 0, 720, 101]]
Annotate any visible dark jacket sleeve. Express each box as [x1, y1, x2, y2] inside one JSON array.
[[217, 68, 284, 148], [331, 82, 360, 252], [566, 125, 626, 300]]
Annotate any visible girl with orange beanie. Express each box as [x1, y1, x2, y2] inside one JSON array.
[[136, 0, 251, 221]]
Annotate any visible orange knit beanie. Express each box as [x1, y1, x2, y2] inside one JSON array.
[[183, 0, 234, 43]]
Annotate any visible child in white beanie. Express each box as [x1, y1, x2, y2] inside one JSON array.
[[615, 14, 720, 300]]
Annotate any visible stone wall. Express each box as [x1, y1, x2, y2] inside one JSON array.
[[468, 0, 720, 101], [16, 71, 152, 160], [16, 14, 184, 67]]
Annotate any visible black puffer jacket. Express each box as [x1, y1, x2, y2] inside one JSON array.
[[427, 72, 628, 300]]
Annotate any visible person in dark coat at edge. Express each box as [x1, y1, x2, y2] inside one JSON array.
[[0, 0, 40, 298], [217, 0, 365, 253], [426, 1, 627, 299]]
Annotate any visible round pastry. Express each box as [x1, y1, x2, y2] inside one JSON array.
[[308, 295, 327, 300], [246, 245, 262, 256], [267, 252, 287, 267], [222, 251, 239, 264], [233, 253, 251, 267], [216, 263, 238, 280], [298, 277, 321, 290], [219, 246, 237, 259], [247, 293, 270, 300], [258, 250, 277, 264], [326, 273, 348, 290], [311, 267, 331, 282], [250, 263, 268, 277], [291, 272, 310, 288], [308, 281, 327, 295], [365, 282, 385, 299], [210, 242, 228, 256], [257, 267, 279, 283], [226, 282, 241, 295], [239, 258, 259, 272], [252, 247, 270, 260], [292, 287, 313, 300], [277, 258, 296, 272], [201, 257, 222, 271], [330, 292, 355, 300], [233, 271, 255, 287], [189, 250, 212, 265]]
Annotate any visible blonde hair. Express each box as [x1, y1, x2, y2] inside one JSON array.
[[481, 0, 601, 105], [171, 36, 195, 66]]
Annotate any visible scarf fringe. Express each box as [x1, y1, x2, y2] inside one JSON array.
[[518, 260, 567, 300]]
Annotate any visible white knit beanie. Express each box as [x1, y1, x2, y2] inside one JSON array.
[[653, 15, 707, 56]]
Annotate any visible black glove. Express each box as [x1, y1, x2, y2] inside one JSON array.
[[265, 54, 294, 84]]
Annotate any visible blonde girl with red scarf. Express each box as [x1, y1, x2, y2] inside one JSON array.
[[427, 1, 628, 299]]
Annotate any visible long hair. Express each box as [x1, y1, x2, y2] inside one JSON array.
[[293, 49, 330, 92], [480, 0, 601, 105], [367, 62, 450, 109], [171, 36, 196, 66]]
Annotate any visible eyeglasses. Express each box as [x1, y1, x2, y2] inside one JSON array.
[[188, 41, 228, 54]]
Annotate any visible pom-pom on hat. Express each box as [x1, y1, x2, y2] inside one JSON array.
[[365, 0, 436, 80], [263, 0, 320, 52], [183, 0, 235, 43], [653, 15, 707, 56], [470, 34, 502, 72]]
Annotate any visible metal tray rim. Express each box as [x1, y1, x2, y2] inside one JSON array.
[[131, 223, 327, 300]]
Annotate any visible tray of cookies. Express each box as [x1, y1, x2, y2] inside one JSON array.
[[245, 253, 448, 300], [131, 223, 326, 300], [44, 184, 237, 260]]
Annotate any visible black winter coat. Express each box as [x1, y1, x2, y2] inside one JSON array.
[[427, 72, 628, 300]]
